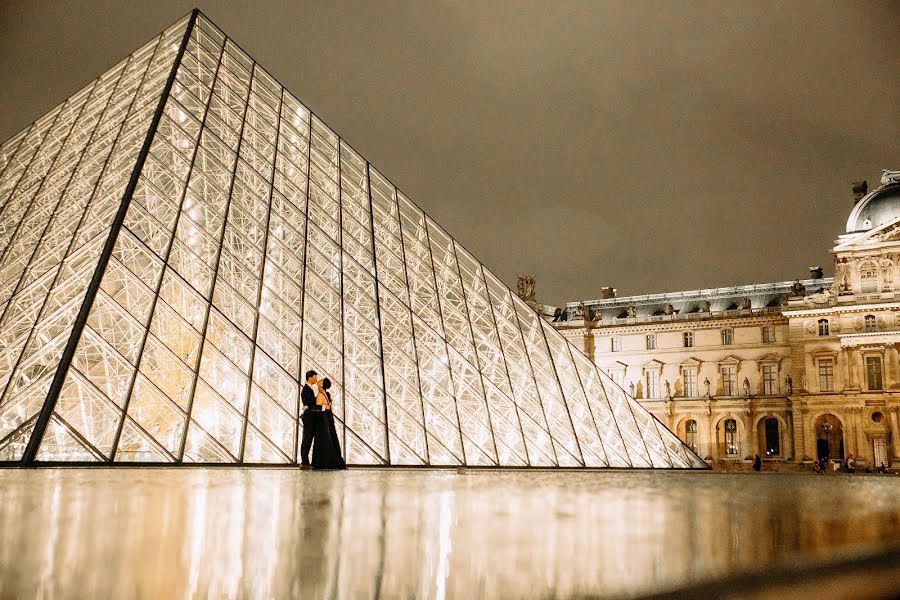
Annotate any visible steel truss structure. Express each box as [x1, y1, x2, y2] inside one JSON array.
[[0, 11, 705, 467]]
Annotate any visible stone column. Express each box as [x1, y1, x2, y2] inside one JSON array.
[[854, 408, 869, 464], [794, 403, 809, 461], [845, 408, 857, 456], [847, 348, 860, 389], [840, 349, 851, 391], [582, 331, 595, 359], [707, 413, 717, 463], [891, 346, 900, 389], [891, 408, 900, 461], [748, 412, 758, 457], [785, 409, 795, 460]]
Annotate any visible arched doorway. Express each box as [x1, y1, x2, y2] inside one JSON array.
[[757, 416, 781, 457], [814, 414, 844, 461]]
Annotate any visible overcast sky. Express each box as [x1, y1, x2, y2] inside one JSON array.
[[1, 1, 897, 305]]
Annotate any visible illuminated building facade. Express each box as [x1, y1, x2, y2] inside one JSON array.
[[553, 173, 900, 470], [0, 11, 703, 467]]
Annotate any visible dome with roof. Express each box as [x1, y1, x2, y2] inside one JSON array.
[[846, 170, 900, 233]]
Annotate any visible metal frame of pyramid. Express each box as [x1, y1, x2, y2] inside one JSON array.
[[0, 10, 706, 468]]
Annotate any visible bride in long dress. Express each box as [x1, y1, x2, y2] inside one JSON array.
[[312, 378, 345, 470]]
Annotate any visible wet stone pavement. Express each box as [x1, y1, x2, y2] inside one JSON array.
[[0, 468, 898, 598]]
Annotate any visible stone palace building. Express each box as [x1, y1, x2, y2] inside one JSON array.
[[543, 171, 900, 470]]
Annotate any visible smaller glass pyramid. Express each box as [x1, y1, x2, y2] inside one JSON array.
[[0, 10, 706, 468]]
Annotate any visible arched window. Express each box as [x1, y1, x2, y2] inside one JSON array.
[[861, 264, 878, 293], [685, 419, 698, 453], [764, 418, 780, 456], [818, 319, 830, 336], [724, 419, 739, 455], [865, 314, 876, 333]]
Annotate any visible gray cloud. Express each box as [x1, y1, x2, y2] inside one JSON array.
[[1, 0, 897, 305]]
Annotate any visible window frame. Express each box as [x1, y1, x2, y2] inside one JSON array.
[[721, 328, 734, 345], [610, 336, 622, 352], [861, 264, 878, 294], [724, 418, 739, 456], [684, 419, 698, 453], [762, 324, 775, 344], [646, 370, 660, 399], [818, 358, 834, 392], [683, 331, 694, 348], [865, 314, 876, 333], [865, 355, 883, 391], [762, 364, 778, 395], [817, 319, 829, 336], [683, 368, 698, 397], [646, 334, 656, 350], [722, 365, 737, 396]]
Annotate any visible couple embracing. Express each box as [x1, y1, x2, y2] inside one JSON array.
[[300, 370, 345, 470]]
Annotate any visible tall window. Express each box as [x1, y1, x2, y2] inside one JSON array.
[[683, 331, 694, 347], [762, 364, 777, 395], [646, 371, 660, 399], [646, 334, 656, 350], [764, 418, 780, 456], [762, 324, 775, 343], [818, 319, 829, 336], [721, 329, 733, 345], [722, 366, 737, 395], [818, 359, 834, 392], [610, 336, 621, 352], [685, 419, 698, 453], [683, 368, 698, 397], [865, 315, 876, 333], [861, 265, 878, 293], [866, 356, 883, 390], [724, 419, 739, 455]]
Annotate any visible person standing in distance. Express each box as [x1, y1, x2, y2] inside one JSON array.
[[300, 370, 320, 469]]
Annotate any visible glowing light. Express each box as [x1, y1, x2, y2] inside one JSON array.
[[0, 13, 702, 469]]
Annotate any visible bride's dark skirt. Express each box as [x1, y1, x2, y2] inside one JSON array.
[[312, 410, 345, 470]]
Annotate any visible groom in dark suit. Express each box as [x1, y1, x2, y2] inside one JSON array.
[[300, 370, 320, 469]]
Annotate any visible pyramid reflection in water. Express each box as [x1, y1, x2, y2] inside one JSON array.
[[0, 11, 705, 468]]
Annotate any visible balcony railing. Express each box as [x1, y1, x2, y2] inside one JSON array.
[[561, 305, 784, 327]]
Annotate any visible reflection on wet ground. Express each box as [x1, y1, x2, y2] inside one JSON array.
[[0, 468, 898, 598]]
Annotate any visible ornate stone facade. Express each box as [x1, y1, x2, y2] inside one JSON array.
[[549, 172, 900, 470]]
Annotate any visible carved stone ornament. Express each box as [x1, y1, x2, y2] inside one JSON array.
[[573, 303, 585, 319], [881, 257, 894, 291], [834, 258, 851, 292], [872, 223, 900, 243], [665, 304, 675, 315], [881, 169, 900, 186], [626, 306, 636, 318], [854, 317, 864, 331], [739, 297, 752, 309], [805, 287, 835, 306], [804, 320, 816, 334]]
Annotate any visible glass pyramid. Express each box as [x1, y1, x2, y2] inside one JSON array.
[[0, 11, 705, 468]]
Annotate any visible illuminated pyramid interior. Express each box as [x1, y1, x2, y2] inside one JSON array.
[[0, 11, 706, 467]]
